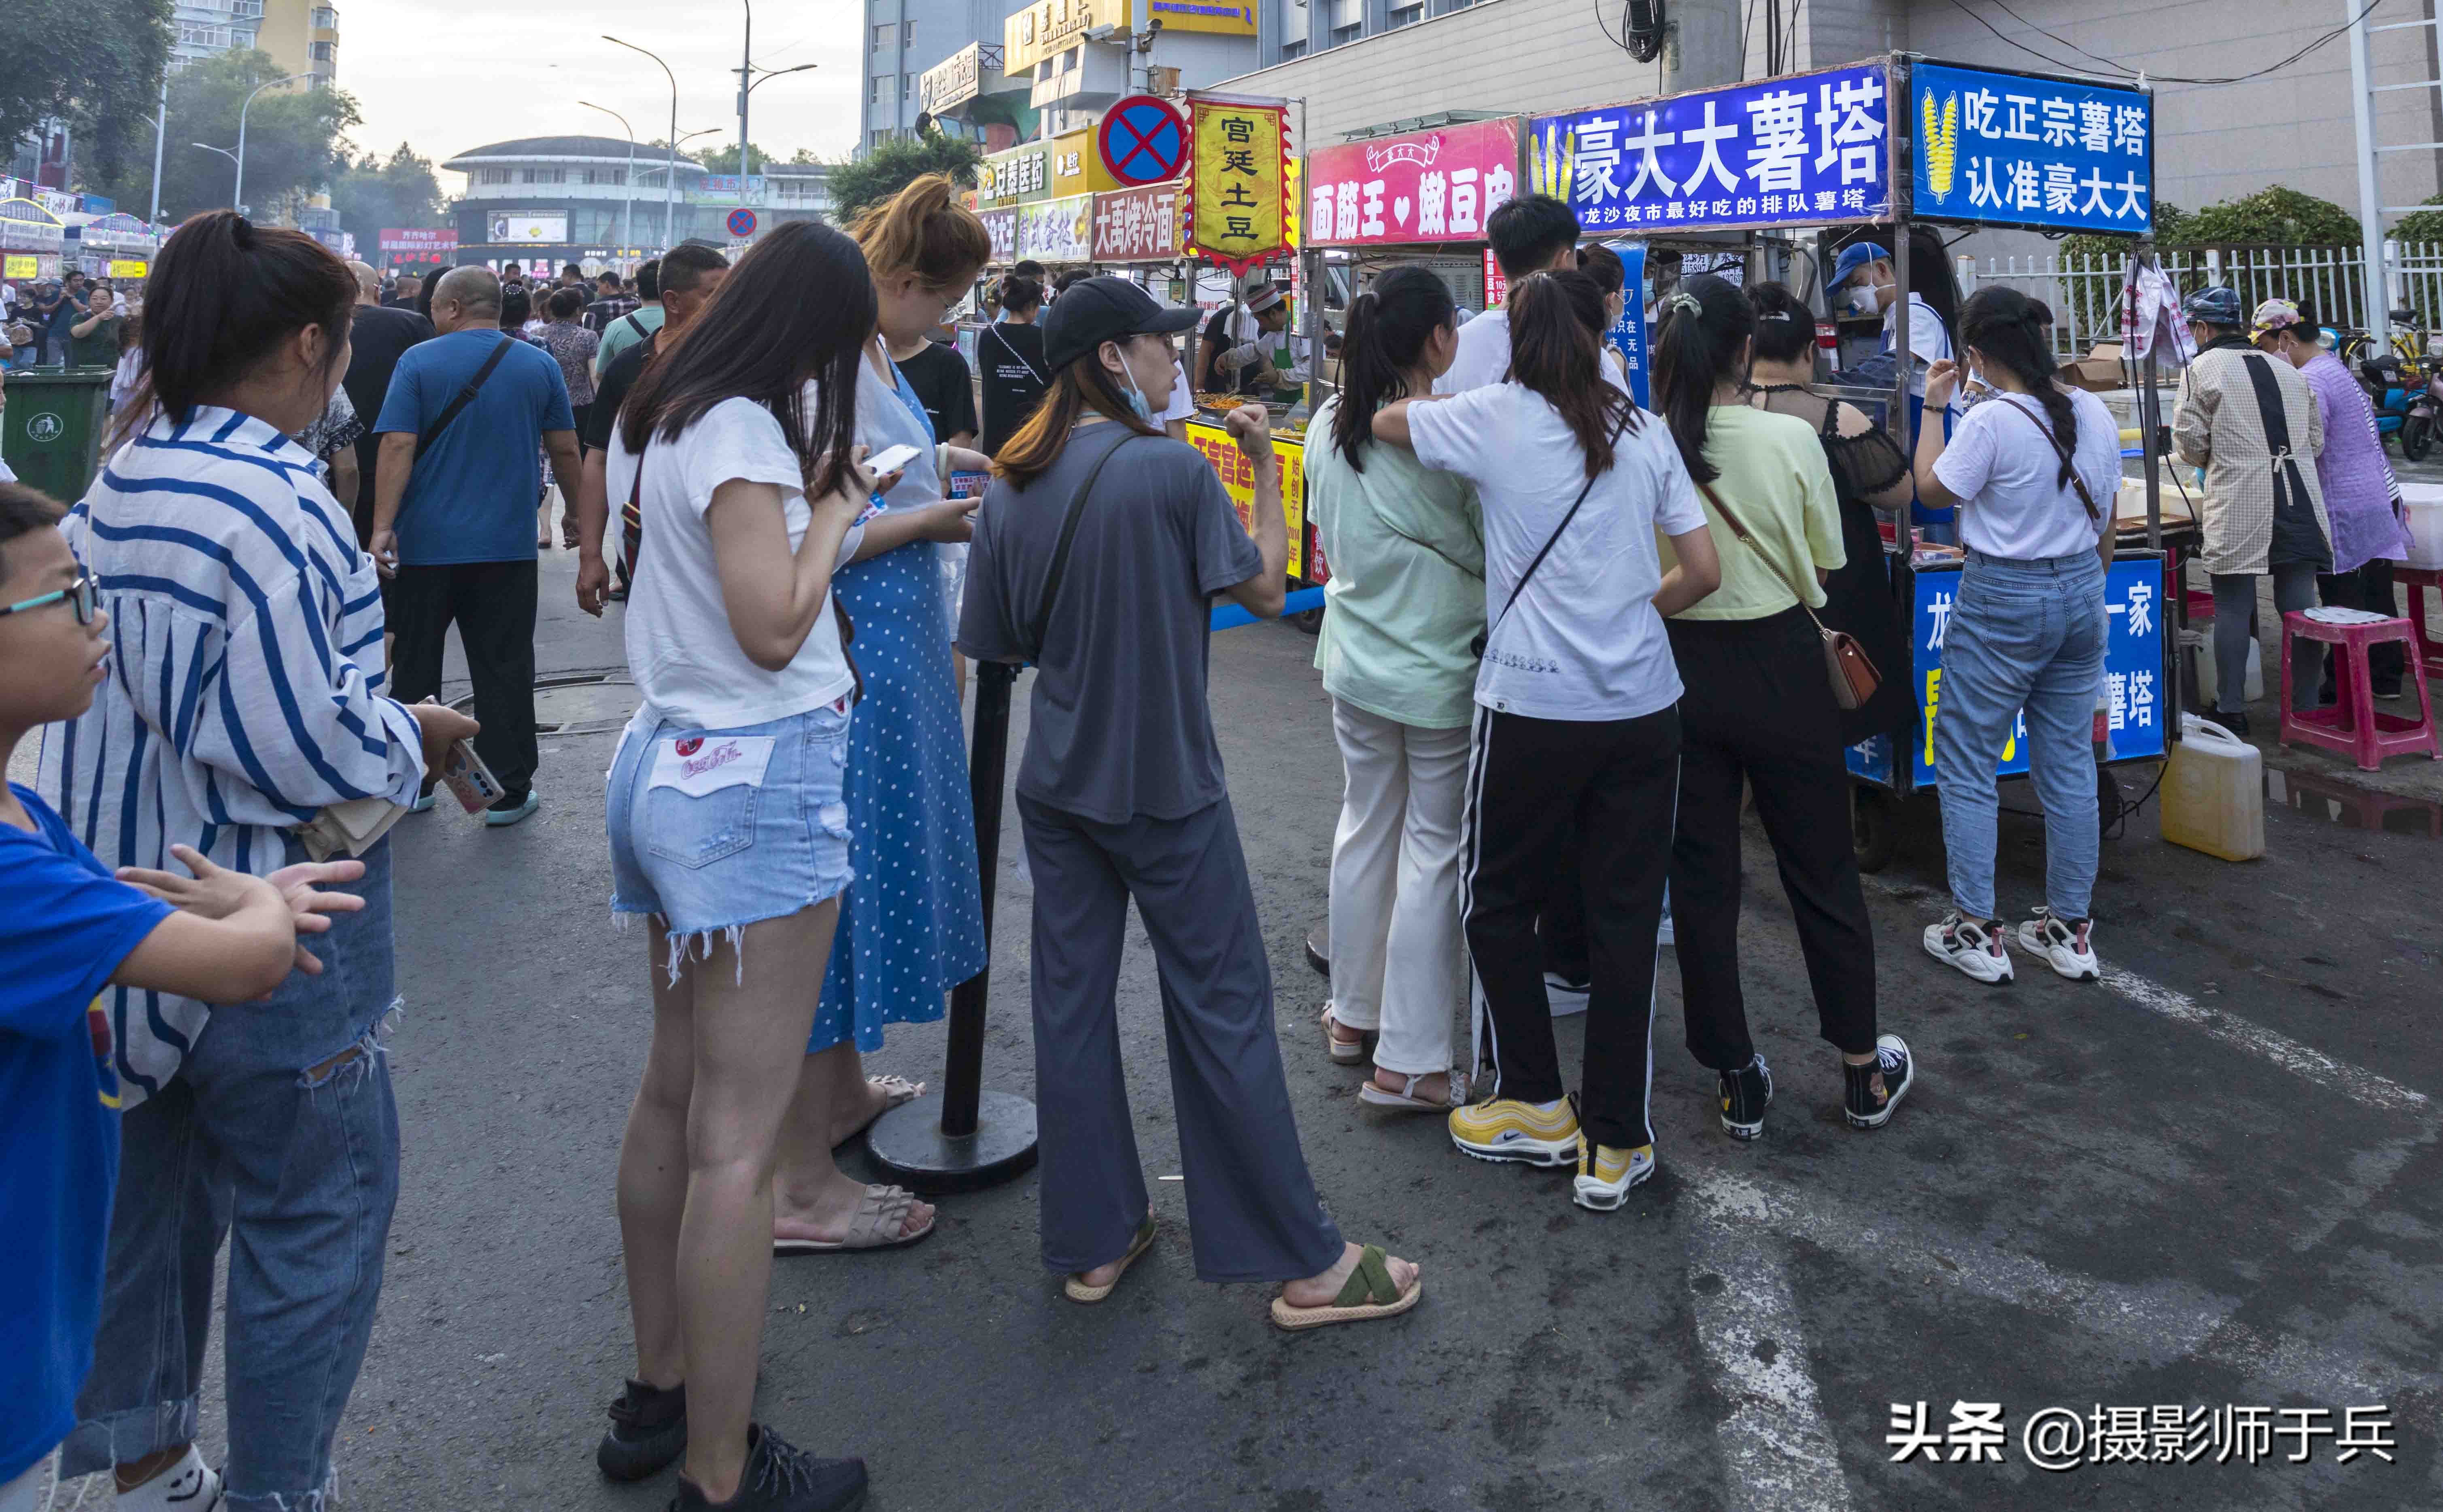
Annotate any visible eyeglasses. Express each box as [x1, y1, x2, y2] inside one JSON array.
[[0, 574, 99, 625]]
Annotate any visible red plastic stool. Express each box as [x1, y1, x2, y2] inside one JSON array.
[[2397, 567, 2443, 682], [2278, 612, 2440, 770]]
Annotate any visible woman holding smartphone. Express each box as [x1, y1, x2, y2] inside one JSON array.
[[598, 220, 885, 1512]]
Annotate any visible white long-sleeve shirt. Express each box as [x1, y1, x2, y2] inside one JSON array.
[[38, 404, 425, 1102]]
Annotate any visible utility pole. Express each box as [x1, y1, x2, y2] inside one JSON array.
[[737, 0, 752, 181], [2346, 0, 2392, 323], [1661, 0, 1744, 96], [149, 72, 168, 223]]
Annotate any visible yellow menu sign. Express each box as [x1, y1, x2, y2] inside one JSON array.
[[1185, 98, 1287, 274]]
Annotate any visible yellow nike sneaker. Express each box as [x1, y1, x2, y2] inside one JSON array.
[[1447, 1096, 1580, 1166], [1571, 1135, 1655, 1211]]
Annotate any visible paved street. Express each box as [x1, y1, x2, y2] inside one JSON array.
[[23, 550, 2443, 1510]]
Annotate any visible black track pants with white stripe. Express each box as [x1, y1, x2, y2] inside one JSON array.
[[1462, 703, 1679, 1151]]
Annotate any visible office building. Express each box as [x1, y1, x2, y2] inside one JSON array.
[[442, 136, 834, 270]]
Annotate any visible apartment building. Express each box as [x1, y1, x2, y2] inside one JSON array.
[[172, 0, 339, 88]]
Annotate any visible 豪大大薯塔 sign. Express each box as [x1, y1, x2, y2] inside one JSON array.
[[1529, 63, 1890, 234], [1303, 119, 1520, 247], [1911, 62, 2152, 235]]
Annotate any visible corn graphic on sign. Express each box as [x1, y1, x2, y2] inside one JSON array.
[[1906, 61, 2153, 234], [1921, 91, 1959, 204]]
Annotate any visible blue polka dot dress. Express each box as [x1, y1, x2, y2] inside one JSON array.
[[807, 355, 988, 1054]]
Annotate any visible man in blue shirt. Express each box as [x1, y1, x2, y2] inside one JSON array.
[[369, 265, 578, 826]]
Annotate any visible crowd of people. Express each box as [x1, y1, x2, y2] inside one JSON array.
[[0, 168, 2421, 1512]]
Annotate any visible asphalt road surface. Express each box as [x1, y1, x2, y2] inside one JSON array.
[[36, 552, 2443, 1510]]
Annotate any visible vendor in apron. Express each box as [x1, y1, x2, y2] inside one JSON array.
[[1198, 284, 1294, 397]]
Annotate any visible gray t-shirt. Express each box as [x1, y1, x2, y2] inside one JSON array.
[[958, 422, 1263, 824]]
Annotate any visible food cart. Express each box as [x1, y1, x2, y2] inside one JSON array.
[[63, 212, 161, 280], [1529, 56, 2180, 871], [0, 196, 68, 284]]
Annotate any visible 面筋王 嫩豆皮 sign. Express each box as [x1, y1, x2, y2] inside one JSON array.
[[1529, 63, 1890, 234], [1304, 118, 1519, 246], [1187, 98, 1288, 274], [1912, 62, 2151, 235]]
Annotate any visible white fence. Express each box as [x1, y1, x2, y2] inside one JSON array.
[[1957, 243, 2443, 361]]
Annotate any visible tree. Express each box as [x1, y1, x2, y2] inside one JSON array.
[[2391, 192, 2443, 244], [2182, 187, 2360, 247], [83, 51, 357, 224], [331, 143, 444, 242], [1, 0, 171, 194], [830, 133, 983, 223], [697, 142, 775, 175]]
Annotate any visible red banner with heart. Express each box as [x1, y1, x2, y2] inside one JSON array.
[[1302, 117, 1522, 247]]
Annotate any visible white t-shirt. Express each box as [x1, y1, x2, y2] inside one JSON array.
[[1883, 292, 1955, 408], [1409, 385, 1706, 721], [1932, 389, 2118, 561], [1159, 357, 1195, 425], [608, 396, 863, 731], [1434, 308, 1511, 394]]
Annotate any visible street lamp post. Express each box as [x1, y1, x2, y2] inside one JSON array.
[[579, 100, 637, 251], [604, 36, 678, 251], [734, 4, 818, 191], [233, 72, 310, 216], [149, 71, 168, 224]]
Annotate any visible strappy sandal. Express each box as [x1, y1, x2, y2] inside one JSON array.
[[832, 1074, 926, 1151], [1064, 1217, 1156, 1304], [1269, 1244, 1423, 1332], [1319, 1005, 1366, 1065], [1358, 1068, 1471, 1112], [772, 1184, 935, 1255]]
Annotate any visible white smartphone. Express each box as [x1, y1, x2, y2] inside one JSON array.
[[866, 443, 923, 477]]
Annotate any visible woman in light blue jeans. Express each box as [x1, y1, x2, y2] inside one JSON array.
[[1911, 287, 2120, 987]]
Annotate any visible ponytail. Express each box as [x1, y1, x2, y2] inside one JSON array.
[[1507, 269, 1636, 481], [1330, 264, 1455, 474], [1959, 285, 2077, 488], [850, 173, 991, 291], [117, 210, 354, 444], [1648, 273, 1754, 484], [996, 273, 1043, 315]]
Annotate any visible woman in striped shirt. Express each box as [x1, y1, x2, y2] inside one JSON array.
[[40, 211, 475, 1511]]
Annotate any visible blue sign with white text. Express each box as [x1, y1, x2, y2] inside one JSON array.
[[1910, 63, 2152, 235], [1608, 240, 1648, 409], [1528, 64, 1891, 235]]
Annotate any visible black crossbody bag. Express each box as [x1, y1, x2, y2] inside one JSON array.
[[1471, 409, 1632, 660], [417, 333, 513, 455], [1026, 426, 1144, 659]]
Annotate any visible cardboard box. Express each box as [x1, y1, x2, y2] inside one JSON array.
[[2058, 341, 2178, 393]]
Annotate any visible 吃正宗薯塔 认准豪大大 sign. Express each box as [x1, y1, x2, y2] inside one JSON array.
[[1530, 64, 1891, 234], [1911, 62, 2151, 235]]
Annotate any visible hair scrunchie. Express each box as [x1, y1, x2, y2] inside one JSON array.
[[1664, 290, 1702, 318]]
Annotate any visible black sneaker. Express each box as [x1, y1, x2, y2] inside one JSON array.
[[597, 1378, 686, 1481], [1845, 1035, 1915, 1130], [670, 1424, 867, 1512], [1718, 1053, 1772, 1141], [2217, 711, 2251, 738]]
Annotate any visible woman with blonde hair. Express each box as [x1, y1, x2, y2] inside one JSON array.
[[768, 175, 995, 1250]]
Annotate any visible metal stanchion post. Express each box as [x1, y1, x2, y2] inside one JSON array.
[[867, 658, 1039, 1191]]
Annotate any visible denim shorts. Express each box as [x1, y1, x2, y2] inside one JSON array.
[[608, 701, 856, 971]]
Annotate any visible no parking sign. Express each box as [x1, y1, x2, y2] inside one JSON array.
[[726, 207, 758, 238], [1097, 95, 1190, 187]]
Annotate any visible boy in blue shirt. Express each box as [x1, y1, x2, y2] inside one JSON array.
[[0, 484, 367, 1510]]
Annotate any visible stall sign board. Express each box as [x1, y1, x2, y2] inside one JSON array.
[[1183, 420, 1304, 578], [1606, 240, 1648, 409], [1848, 558, 2166, 787], [980, 144, 1053, 206], [1099, 96, 1191, 187], [107, 259, 148, 279], [1481, 249, 1507, 309], [979, 206, 1019, 266], [1911, 62, 2152, 234], [1092, 182, 1182, 261], [4, 255, 36, 278], [1529, 63, 1891, 234], [1185, 97, 1289, 274], [1304, 117, 1519, 248], [1016, 193, 1094, 263], [380, 228, 456, 254]]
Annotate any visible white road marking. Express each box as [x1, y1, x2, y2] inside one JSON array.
[[2097, 968, 2432, 1115], [1684, 1176, 1854, 1512]]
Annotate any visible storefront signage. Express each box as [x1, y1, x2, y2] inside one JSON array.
[[1146, 0, 1255, 36], [1529, 62, 1891, 234], [0, 199, 67, 254], [1099, 95, 1191, 187], [1185, 96, 1289, 274], [486, 212, 568, 244], [1304, 118, 1519, 248], [108, 259, 150, 279], [1048, 127, 1119, 197], [4, 254, 39, 278], [1092, 181, 1181, 260], [920, 44, 998, 115], [980, 144, 1052, 205], [979, 206, 1019, 265], [1911, 62, 2152, 234], [380, 227, 457, 254], [1016, 193, 1094, 263], [1184, 420, 1304, 578], [701, 174, 765, 198], [1607, 240, 1648, 408], [1005, 0, 1111, 74]]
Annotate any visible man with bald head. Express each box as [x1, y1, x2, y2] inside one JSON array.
[[369, 263, 578, 827], [340, 260, 434, 546]]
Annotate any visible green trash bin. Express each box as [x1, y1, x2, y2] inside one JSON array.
[[2, 365, 117, 503]]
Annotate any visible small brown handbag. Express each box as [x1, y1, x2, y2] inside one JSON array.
[[1694, 480, 1883, 711]]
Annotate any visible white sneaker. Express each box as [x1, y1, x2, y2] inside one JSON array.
[[1923, 912, 2013, 983], [2016, 907, 2099, 981], [117, 1446, 220, 1510]]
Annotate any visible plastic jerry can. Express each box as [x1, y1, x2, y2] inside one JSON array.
[[2159, 714, 2264, 861], [2403, 481, 2443, 570], [2192, 629, 2263, 703]]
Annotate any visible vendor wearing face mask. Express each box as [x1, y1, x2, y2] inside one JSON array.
[[1830, 231, 1966, 539]]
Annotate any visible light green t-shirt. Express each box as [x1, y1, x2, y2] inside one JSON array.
[[1306, 395, 1485, 729], [1662, 405, 1844, 621], [593, 304, 665, 379]]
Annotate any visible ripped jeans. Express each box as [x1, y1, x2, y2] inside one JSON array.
[[65, 838, 399, 1511], [606, 701, 857, 981]]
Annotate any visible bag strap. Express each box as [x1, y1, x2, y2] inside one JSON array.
[[1693, 479, 1830, 634], [1485, 408, 1634, 648], [1029, 425, 1142, 658], [1993, 394, 2102, 523], [2237, 351, 2320, 521], [417, 333, 513, 456], [990, 322, 1048, 386]]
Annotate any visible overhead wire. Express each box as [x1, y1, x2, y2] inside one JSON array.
[[1940, 0, 2386, 87]]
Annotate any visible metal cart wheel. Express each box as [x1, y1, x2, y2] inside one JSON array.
[[1851, 784, 1900, 874], [1291, 605, 1324, 635], [2097, 762, 2124, 841]]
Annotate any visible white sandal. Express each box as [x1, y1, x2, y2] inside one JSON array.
[[1320, 1004, 1367, 1064], [1358, 1068, 1471, 1111]]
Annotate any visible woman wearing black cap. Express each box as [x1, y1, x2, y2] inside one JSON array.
[[959, 276, 1423, 1331]]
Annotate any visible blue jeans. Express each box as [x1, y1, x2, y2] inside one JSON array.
[[1933, 551, 2107, 923], [65, 840, 400, 1512]]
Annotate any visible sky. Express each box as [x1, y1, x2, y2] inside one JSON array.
[[340, 0, 867, 190]]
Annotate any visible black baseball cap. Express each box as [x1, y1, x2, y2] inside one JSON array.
[[1041, 276, 1201, 372]]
